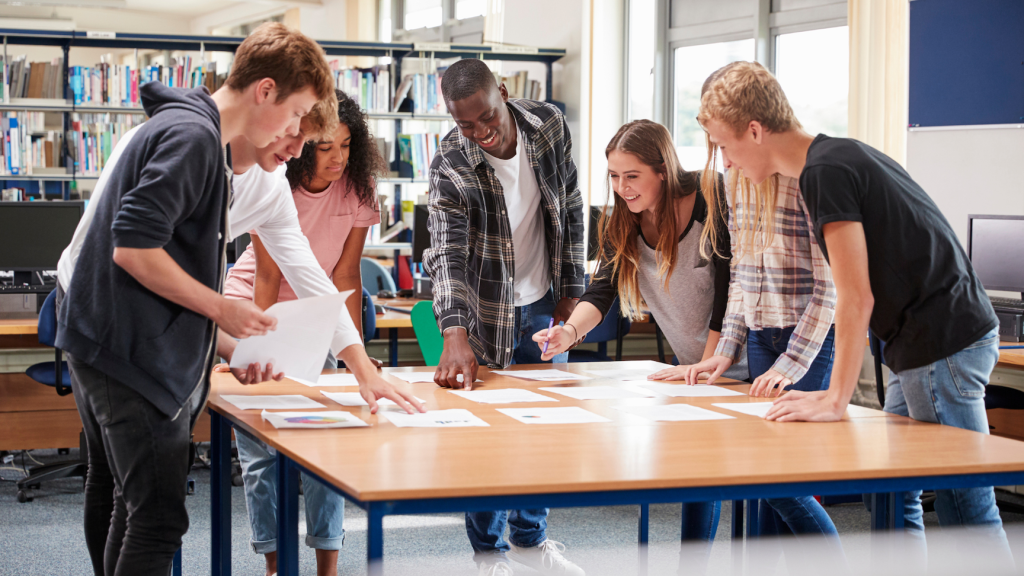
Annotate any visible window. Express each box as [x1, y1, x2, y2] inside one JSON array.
[[774, 26, 849, 137], [455, 0, 485, 19], [626, 0, 656, 121], [672, 39, 754, 170], [405, 0, 442, 30]]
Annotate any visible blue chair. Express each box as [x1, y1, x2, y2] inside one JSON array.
[[17, 290, 87, 503], [361, 257, 396, 295], [569, 296, 631, 362], [361, 287, 377, 345]]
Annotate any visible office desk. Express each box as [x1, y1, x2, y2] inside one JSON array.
[[999, 341, 1024, 371], [372, 298, 424, 366], [0, 319, 37, 335], [206, 362, 1024, 576]]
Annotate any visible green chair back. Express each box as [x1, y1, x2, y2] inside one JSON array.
[[410, 301, 444, 366]]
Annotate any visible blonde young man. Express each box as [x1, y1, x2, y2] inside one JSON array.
[[696, 61, 1010, 565]]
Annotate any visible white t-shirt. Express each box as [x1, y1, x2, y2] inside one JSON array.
[[57, 125, 363, 357], [481, 122, 551, 306]]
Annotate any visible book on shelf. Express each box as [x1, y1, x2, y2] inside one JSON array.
[[392, 70, 447, 115], [396, 133, 441, 180], [3, 56, 66, 101], [329, 62, 391, 114], [0, 111, 63, 177], [66, 112, 144, 176], [495, 70, 542, 100]]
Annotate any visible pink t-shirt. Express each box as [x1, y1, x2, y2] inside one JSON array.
[[225, 174, 380, 302]]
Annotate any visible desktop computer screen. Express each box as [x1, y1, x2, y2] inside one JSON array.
[[968, 214, 1024, 293], [0, 201, 85, 271]]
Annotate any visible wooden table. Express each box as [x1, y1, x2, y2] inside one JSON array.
[[371, 297, 423, 366], [0, 318, 37, 335], [206, 361, 1024, 576], [998, 341, 1024, 371]]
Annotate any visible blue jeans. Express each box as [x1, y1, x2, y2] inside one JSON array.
[[466, 289, 563, 562], [748, 326, 840, 540], [235, 428, 346, 554], [883, 327, 1012, 565]]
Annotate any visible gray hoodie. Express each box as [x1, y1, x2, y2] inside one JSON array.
[[56, 82, 229, 419]]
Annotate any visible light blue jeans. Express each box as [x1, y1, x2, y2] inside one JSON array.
[[883, 327, 1013, 565], [235, 427, 346, 554], [235, 353, 343, 554]]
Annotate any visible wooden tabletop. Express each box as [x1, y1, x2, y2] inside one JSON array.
[[0, 318, 37, 336], [207, 361, 1024, 503], [372, 297, 425, 329], [998, 341, 1024, 370]]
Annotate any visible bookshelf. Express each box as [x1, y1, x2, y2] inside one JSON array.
[[0, 28, 564, 276]]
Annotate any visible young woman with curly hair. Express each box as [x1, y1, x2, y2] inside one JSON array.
[[222, 89, 391, 576]]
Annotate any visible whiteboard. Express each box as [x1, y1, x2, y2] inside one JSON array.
[[906, 126, 1024, 247]]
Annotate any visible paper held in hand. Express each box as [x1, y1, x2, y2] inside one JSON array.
[[230, 290, 353, 384]]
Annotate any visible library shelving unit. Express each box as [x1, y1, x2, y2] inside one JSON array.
[[0, 28, 564, 274]]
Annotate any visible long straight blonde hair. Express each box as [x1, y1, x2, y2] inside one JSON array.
[[596, 120, 700, 320], [696, 61, 801, 261]]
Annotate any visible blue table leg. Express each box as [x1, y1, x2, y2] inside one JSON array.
[[891, 492, 904, 530], [744, 499, 759, 538], [389, 329, 399, 367], [638, 503, 649, 575], [210, 409, 232, 576], [731, 500, 744, 539], [173, 548, 182, 576], [277, 453, 301, 576], [368, 502, 385, 576], [870, 493, 890, 530]]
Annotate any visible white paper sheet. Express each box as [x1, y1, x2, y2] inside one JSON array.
[[538, 386, 658, 400], [711, 402, 775, 418], [448, 389, 558, 404], [321, 391, 425, 407], [614, 404, 735, 422], [632, 383, 745, 397], [261, 410, 368, 429], [382, 409, 490, 428], [583, 361, 674, 380], [290, 373, 361, 387], [491, 369, 593, 381], [230, 290, 353, 384], [497, 407, 611, 424], [220, 395, 326, 411], [389, 372, 482, 384]]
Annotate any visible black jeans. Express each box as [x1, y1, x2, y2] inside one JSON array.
[[69, 354, 197, 576]]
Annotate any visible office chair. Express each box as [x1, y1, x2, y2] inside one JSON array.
[[410, 301, 444, 366], [360, 257, 397, 295], [869, 333, 1024, 515], [361, 287, 377, 345], [569, 296, 631, 362], [17, 289, 87, 503]]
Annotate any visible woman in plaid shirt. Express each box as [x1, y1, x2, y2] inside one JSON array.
[[662, 84, 841, 552]]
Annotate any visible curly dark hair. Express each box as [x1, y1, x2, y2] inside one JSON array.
[[285, 89, 387, 207]]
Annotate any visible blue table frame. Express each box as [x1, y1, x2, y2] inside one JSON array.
[[207, 408, 1024, 576]]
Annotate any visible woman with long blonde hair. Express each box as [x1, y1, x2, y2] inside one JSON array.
[[671, 60, 841, 549], [534, 119, 746, 570]]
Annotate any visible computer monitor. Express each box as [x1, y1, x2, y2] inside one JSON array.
[[967, 214, 1024, 293], [412, 204, 430, 264], [0, 201, 85, 272]]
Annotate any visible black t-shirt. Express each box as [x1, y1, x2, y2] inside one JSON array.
[[799, 134, 996, 373]]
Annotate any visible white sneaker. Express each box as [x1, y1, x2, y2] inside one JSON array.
[[479, 560, 515, 576], [508, 540, 585, 576]]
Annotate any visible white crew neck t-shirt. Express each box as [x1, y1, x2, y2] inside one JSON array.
[[481, 121, 551, 306]]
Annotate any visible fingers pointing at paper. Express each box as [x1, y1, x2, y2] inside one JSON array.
[[360, 375, 426, 415]]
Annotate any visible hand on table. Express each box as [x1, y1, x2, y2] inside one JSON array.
[[367, 356, 384, 369], [360, 374, 425, 415], [749, 368, 793, 398], [765, 390, 845, 422], [533, 324, 576, 361], [213, 362, 284, 385], [649, 355, 731, 385], [434, 329, 478, 390]]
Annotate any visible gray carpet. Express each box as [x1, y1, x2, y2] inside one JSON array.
[[4, 448, 1024, 575]]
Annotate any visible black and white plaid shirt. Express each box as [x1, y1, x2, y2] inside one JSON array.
[[423, 99, 585, 368]]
